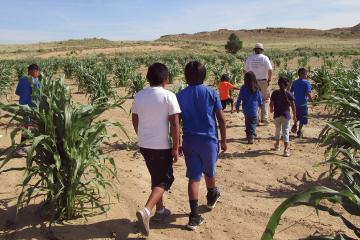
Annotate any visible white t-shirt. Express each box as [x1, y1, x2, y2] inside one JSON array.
[[244, 54, 273, 80], [131, 86, 181, 149]]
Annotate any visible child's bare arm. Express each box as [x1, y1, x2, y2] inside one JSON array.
[[215, 110, 227, 152], [131, 113, 139, 134], [270, 101, 274, 113], [290, 101, 297, 122], [308, 93, 313, 102], [169, 113, 180, 163]]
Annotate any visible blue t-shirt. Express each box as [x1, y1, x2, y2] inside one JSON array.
[[15, 76, 41, 106], [290, 78, 311, 107], [176, 84, 222, 141], [236, 86, 263, 117]]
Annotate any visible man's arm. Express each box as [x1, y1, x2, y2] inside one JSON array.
[[290, 101, 297, 123], [215, 110, 227, 152], [131, 113, 139, 134], [267, 69, 273, 84], [169, 113, 180, 163]]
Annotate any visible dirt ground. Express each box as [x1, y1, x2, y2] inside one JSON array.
[[0, 79, 358, 240]]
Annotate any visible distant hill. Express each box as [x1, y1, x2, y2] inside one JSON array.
[[159, 23, 360, 42]]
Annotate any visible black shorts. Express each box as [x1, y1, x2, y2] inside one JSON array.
[[221, 98, 234, 109], [140, 148, 174, 191]]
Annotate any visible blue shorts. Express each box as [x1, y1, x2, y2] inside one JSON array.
[[182, 135, 219, 181], [296, 105, 308, 125]]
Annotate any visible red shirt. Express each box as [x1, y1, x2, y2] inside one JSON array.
[[218, 81, 237, 100]]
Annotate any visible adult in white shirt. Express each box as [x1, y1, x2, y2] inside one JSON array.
[[244, 43, 273, 123], [131, 63, 181, 236]]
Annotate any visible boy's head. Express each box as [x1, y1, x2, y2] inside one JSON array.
[[146, 63, 169, 86], [28, 64, 40, 78], [220, 74, 230, 82], [185, 61, 206, 85], [298, 67, 307, 79], [278, 77, 289, 90]]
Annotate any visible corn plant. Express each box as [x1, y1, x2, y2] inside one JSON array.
[[127, 73, 146, 98], [113, 59, 136, 87], [0, 64, 13, 97], [310, 65, 333, 98], [211, 63, 225, 86], [0, 75, 126, 222], [229, 62, 243, 85], [278, 68, 297, 88], [13, 63, 27, 79], [63, 58, 77, 79], [168, 62, 182, 84], [261, 66, 360, 240]]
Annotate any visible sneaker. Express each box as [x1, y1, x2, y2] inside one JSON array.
[[151, 207, 171, 222], [248, 137, 254, 144], [273, 143, 280, 151], [297, 131, 303, 138], [284, 149, 291, 157], [207, 189, 221, 210], [136, 208, 150, 236], [186, 214, 204, 231], [15, 147, 27, 157], [291, 124, 298, 134]]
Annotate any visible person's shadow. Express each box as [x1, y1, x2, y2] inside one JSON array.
[[0, 195, 203, 239]]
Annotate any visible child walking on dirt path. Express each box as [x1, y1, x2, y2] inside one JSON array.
[[236, 71, 263, 144], [177, 61, 227, 231], [270, 77, 297, 157], [15, 63, 41, 156], [131, 63, 181, 237], [290, 68, 313, 138], [218, 74, 239, 113]]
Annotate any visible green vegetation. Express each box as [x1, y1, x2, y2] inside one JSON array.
[[0, 75, 126, 222], [261, 62, 360, 240], [225, 33, 243, 54]]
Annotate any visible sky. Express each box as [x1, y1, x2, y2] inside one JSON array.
[[0, 0, 359, 44]]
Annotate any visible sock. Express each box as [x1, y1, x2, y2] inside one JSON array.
[[144, 207, 151, 216], [207, 187, 218, 196], [189, 200, 199, 216], [156, 207, 165, 214]]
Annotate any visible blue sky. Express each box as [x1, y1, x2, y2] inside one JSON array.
[[0, 0, 359, 44]]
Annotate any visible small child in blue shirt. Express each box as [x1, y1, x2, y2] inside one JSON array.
[[290, 68, 312, 137], [15, 63, 41, 155], [177, 61, 227, 230], [236, 71, 263, 144]]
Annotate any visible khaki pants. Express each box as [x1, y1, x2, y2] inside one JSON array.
[[257, 80, 270, 121]]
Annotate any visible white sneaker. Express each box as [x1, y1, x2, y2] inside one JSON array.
[[273, 144, 280, 151], [136, 208, 150, 236], [284, 149, 291, 157], [15, 148, 27, 157]]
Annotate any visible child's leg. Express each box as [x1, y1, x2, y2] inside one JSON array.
[[282, 117, 290, 150], [182, 137, 202, 217], [274, 117, 281, 148], [250, 116, 257, 140], [145, 187, 165, 211], [205, 175, 215, 188], [245, 117, 250, 139]]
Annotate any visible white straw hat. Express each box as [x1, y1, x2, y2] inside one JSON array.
[[254, 43, 264, 50]]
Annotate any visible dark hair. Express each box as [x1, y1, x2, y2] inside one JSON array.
[[244, 71, 259, 94], [298, 67, 307, 77], [28, 64, 40, 72], [278, 77, 291, 106], [146, 62, 169, 86], [185, 61, 206, 85], [220, 74, 230, 82]]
